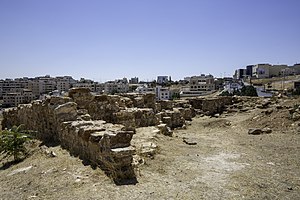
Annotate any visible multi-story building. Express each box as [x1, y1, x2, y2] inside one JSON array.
[[241, 63, 299, 78], [157, 76, 169, 85], [129, 77, 139, 84], [27, 79, 40, 98], [136, 84, 155, 94], [180, 74, 215, 97], [189, 74, 215, 91], [234, 69, 247, 79], [155, 86, 170, 100], [38, 75, 57, 95], [94, 82, 105, 93], [73, 78, 95, 92], [104, 78, 129, 94], [246, 65, 254, 77], [252, 64, 271, 78], [56, 76, 76, 93], [0, 79, 23, 98], [3, 89, 34, 107], [281, 67, 296, 76]]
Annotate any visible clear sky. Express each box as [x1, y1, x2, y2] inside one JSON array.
[[0, 0, 299, 82]]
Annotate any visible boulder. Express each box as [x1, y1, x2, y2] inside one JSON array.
[[54, 102, 78, 122], [248, 128, 272, 135], [248, 128, 263, 135]]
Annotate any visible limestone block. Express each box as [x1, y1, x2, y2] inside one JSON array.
[[54, 102, 78, 122]]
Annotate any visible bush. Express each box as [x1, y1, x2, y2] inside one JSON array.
[[240, 85, 258, 97], [292, 87, 300, 95], [0, 125, 32, 161], [219, 91, 232, 96]]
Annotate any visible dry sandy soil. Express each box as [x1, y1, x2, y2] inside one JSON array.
[[1, 100, 300, 200]]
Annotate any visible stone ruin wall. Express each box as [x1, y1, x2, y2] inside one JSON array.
[[2, 96, 136, 183], [1, 88, 234, 183]]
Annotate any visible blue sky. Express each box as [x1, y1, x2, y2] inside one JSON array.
[[0, 0, 299, 82]]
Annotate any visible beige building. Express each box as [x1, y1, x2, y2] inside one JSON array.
[[252, 64, 271, 78], [189, 74, 215, 91], [56, 76, 75, 93], [73, 78, 95, 92], [38, 75, 56, 95], [3, 89, 34, 107], [104, 78, 129, 94], [252, 64, 298, 78]]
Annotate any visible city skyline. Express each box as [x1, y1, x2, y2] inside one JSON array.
[[1, 0, 299, 82]]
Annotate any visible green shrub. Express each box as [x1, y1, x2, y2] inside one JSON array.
[[240, 85, 258, 96], [0, 125, 32, 161]]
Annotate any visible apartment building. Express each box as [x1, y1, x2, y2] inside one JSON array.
[[0, 79, 23, 98], [252, 64, 271, 78], [234, 69, 247, 79], [104, 78, 129, 94], [73, 78, 95, 92], [38, 75, 57, 95], [155, 86, 170, 100], [94, 82, 105, 93], [189, 74, 215, 91], [129, 77, 139, 84], [157, 76, 169, 85], [56, 76, 76, 93], [239, 63, 299, 79], [3, 89, 34, 107]]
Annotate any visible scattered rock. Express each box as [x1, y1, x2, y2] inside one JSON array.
[[292, 113, 300, 121], [262, 127, 272, 134], [264, 109, 273, 115], [183, 137, 197, 145], [138, 142, 158, 157], [248, 128, 272, 135], [49, 151, 57, 157], [157, 124, 172, 136], [225, 121, 231, 126], [214, 113, 220, 118], [239, 108, 249, 112], [275, 105, 283, 109], [248, 128, 263, 135], [8, 166, 33, 176]]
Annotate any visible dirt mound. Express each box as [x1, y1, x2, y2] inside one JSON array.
[[244, 101, 300, 134]]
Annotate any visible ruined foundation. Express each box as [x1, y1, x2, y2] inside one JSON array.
[[1, 88, 234, 183]]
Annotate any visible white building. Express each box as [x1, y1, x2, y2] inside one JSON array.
[[104, 78, 129, 94], [136, 84, 155, 94], [155, 86, 170, 100], [224, 82, 243, 93]]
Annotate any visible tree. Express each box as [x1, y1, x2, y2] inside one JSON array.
[[0, 125, 32, 161], [240, 85, 258, 97]]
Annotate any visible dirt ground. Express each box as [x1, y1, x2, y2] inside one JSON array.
[[1, 100, 300, 200]]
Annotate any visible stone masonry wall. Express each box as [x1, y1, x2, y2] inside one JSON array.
[[188, 96, 233, 115], [1, 90, 234, 182], [2, 96, 136, 184]]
